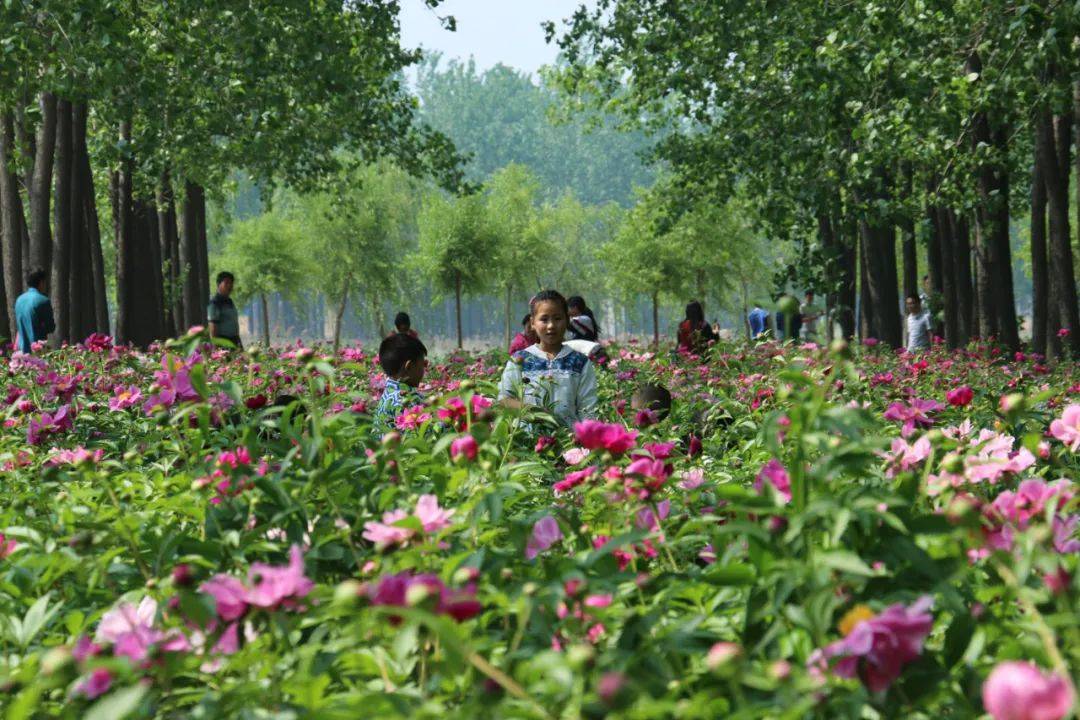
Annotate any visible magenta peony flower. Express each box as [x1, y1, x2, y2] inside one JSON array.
[[809, 596, 934, 693], [982, 661, 1075, 720], [535, 435, 556, 453], [244, 545, 314, 610], [27, 404, 72, 445], [367, 571, 481, 623], [946, 385, 974, 407], [1050, 404, 1080, 452], [73, 667, 112, 699], [884, 398, 944, 438], [525, 516, 563, 560], [553, 465, 599, 495], [574, 420, 639, 454], [754, 459, 792, 504], [0, 534, 19, 559], [450, 435, 479, 462], [395, 404, 431, 431], [200, 575, 249, 622]]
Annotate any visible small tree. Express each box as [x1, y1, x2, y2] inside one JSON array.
[[415, 191, 499, 349], [216, 212, 310, 346]]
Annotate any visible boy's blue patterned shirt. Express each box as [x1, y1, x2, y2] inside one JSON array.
[[372, 378, 423, 436]]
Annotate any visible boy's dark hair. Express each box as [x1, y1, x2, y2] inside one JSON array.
[[530, 290, 569, 317], [26, 268, 47, 289], [216, 271, 235, 286], [632, 383, 672, 421], [685, 301, 705, 324], [394, 311, 411, 330], [378, 332, 427, 377], [907, 294, 921, 304]]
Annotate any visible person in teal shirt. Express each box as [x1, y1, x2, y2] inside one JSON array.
[[14, 268, 55, 354]]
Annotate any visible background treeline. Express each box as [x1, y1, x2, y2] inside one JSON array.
[[550, 0, 1080, 358], [0, 2, 461, 349]]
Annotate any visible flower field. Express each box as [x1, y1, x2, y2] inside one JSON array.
[[1, 331, 1078, 719]]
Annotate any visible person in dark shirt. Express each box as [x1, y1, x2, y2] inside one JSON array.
[[677, 301, 719, 354], [208, 271, 242, 349], [14, 268, 55, 353], [389, 311, 419, 340]]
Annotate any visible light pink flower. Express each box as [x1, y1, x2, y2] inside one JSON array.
[[200, 575, 249, 622], [982, 661, 1075, 720], [885, 436, 931, 477], [244, 545, 314, 610], [525, 516, 563, 560], [1050, 404, 1080, 452], [96, 597, 158, 645], [362, 509, 413, 548], [562, 447, 590, 466], [678, 468, 706, 490], [415, 495, 454, 532]]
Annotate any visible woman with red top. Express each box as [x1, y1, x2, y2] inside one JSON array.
[[677, 301, 718, 354], [509, 314, 537, 354]]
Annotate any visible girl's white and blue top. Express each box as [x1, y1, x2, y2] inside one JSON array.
[[498, 344, 599, 428]]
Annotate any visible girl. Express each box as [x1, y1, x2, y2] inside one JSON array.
[[567, 295, 600, 342], [508, 313, 536, 355], [677, 300, 719, 354], [499, 290, 598, 428]]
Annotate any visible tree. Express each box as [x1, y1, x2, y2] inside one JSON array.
[[299, 162, 419, 352], [215, 212, 310, 346], [415, 192, 500, 349]]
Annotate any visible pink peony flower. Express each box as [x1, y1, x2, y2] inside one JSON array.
[[1050, 404, 1080, 452], [554, 465, 598, 495], [73, 667, 112, 699], [244, 545, 314, 610], [678, 468, 706, 490], [200, 575, 249, 622], [883, 398, 944, 438], [884, 436, 932, 477], [0, 534, 18, 559], [450, 435, 479, 462], [362, 509, 414, 548], [525, 516, 563, 560], [415, 494, 454, 532], [395, 405, 431, 431], [108, 385, 143, 412], [754, 459, 792, 504], [809, 596, 934, 692], [574, 420, 638, 454], [27, 404, 73, 445], [562, 447, 590, 466], [535, 435, 556, 453], [947, 385, 974, 407], [982, 661, 1075, 720]]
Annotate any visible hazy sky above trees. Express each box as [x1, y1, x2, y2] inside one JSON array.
[[399, 0, 592, 75]]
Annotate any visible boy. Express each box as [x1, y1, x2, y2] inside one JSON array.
[[14, 268, 55, 353], [905, 294, 931, 352], [208, 271, 242, 349], [372, 332, 428, 436]]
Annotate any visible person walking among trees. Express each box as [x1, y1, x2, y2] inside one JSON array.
[[567, 296, 600, 342], [800, 291, 822, 342], [748, 305, 771, 339], [208, 271, 243, 349], [499, 290, 598, 428], [677, 300, 719, 354], [14, 268, 55, 354], [390, 312, 420, 339], [905, 294, 932, 352]]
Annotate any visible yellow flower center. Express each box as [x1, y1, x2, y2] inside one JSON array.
[[838, 605, 876, 636]]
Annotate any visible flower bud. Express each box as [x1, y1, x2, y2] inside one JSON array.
[[334, 579, 364, 607]]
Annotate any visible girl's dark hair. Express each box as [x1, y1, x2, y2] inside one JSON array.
[[685, 301, 705, 325], [521, 313, 531, 327], [530, 290, 569, 317], [566, 295, 601, 338]]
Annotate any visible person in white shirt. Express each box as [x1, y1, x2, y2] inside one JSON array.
[[905, 295, 932, 351]]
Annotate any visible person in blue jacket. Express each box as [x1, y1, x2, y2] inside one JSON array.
[[14, 268, 55, 354]]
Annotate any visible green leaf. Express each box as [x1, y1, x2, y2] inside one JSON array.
[[84, 684, 149, 720], [817, 551, 874, 577]]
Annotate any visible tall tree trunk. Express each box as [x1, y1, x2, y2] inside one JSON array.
[[1038, 108, 1080, 357], [652, 290, 659, 347], [333, 276, 350, 353], [740, 279, 750, 341], [951, 212, 975, 343], [50, 98, 73, 347], [1031, 139, 1049, 357], [934, 207, 960, 346], [858, 218, 901, 347], [180, 181, 202, 329], [157, 172, 179, 337], [454, 270, 463, 349], [0, 112, 24, 337], [28, 92, 56, 272], [261, 293, 271, 346], [900, 167, 918, 302], [68, 102, 88, 342], [114, 123, 133, 345], [195, 186, 209, 325], [504, 283, 512, 350], [79, 138, 108, 334], [144, 198, 165, 341], [858, 230, 871, 340]]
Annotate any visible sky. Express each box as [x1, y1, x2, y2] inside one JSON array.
[[398, 0, 593, 76]]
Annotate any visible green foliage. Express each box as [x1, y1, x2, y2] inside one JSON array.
[[215, 212, 310, 308], [415, 191, 501, 301]]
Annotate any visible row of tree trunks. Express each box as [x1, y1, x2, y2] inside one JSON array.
[[50, 99, 73, 347], [0, 114, 22, 337], [180, 180, 209, 330], [858, 218, 902, 347], [29, 92, 56, 273], [157, 173, 181, 337]]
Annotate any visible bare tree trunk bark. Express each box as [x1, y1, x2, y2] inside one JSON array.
[[50, 98, 72, 347], [1038, 108, 1080, 358], [652, 290, 659, 348], [28, 92, 56, 273], [0, 112, 23, 337], [157, 172, 179, 337], [261, 293, 271, 347], [455, 270, 463, 349], [68, 102, 88, 342], [180, 180, 201, 329], [79, 138, 108, 334], [195, 186, 209, 326], [934, 207, 960, 347], [333, 275, 350, 354], [114, 124, 133, 345], [950, 212, 974, 343], [1031, 138, 1049, 357]]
